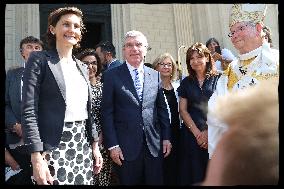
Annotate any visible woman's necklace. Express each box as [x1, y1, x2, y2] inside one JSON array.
[[198, 79, 204, 88], [163, 83, 173, 90], [197, 75, 205, 89]]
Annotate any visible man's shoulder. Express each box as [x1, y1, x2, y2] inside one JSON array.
[[144, 65, 158, 74], [105, 62, 125, 75], [112, 59, 123, 67], [7, 66, 24, 75]]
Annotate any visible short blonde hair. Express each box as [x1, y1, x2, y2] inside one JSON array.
[[152, 53, 177, 81]]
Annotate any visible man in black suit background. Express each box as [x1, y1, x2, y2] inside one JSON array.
[[95, 41, 122, 81], [5, 36, 43, 184], [101, 30, 171, 185]]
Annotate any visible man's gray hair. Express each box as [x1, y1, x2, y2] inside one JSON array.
[[124, 30, 148, 47]]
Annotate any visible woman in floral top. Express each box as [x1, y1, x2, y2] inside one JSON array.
[[77, 48, 113, 186]]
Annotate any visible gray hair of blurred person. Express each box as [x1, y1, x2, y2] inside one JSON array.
[[152, 53, 178, 81], [123, 30, 148, 48], [45, 7, 86, 50]]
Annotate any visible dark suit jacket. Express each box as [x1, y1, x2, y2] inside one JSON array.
[[108, 59, 122, 70], [5, 67, 24, 145], [101, 62, 170, 161], [101, 59, 122, 82], [20, 49, 98, 154]]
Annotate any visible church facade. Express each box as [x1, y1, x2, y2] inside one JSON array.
[[5, 4, 278, 75]]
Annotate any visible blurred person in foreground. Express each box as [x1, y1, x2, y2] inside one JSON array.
[[202, 78, 278, 185]]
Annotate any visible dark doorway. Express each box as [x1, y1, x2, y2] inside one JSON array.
[[39, 4, 112, 53], [81, 22, 101, 49]]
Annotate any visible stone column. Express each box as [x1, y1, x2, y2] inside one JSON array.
[[5, 4, 40, 71], [111, 4, 132, 61], [173, 4, 194, 77]]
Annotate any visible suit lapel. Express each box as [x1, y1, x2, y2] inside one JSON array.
[[142, 66, 155, 103], [46, 50, 66, 102], [17, 67, 24, 96], [119, 63, 141, 104]]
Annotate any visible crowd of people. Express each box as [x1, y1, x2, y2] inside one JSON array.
[[5, 4, 278, 185]]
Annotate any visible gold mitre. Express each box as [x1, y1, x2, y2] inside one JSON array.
[[229, 4, 267, 28]]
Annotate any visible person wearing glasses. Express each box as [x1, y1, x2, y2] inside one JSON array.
[[207, 4, 279, 159], [76, 48, 114, 186], [5, 36, 43, 184], [152, 53, 181, 185], [177, 43, 220, 185], [101, 30, 171, 185], [20, 7, 103, 185]]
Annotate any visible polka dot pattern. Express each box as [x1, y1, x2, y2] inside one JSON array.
[[38, 121, 94, 185]]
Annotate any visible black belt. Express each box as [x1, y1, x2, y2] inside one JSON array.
[[65, 120, 86, 125]]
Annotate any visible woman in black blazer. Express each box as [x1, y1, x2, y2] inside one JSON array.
[[21, 7, 103, 185]]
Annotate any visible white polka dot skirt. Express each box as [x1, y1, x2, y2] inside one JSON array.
[[35, 121, 94, 185]]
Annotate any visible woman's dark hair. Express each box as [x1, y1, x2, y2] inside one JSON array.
[[45, 7, 85, 50], [205, 37, 220, 48], [186, 42, 218, 80], [76, 48, 102, 77]]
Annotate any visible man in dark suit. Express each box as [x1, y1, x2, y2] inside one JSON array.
[[5, 36, 43, 184], [101, 30, 172, 185], [95, 41, 122, 81]]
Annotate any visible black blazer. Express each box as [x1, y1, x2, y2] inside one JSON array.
[[20, 49, 98, 154], [101, 63, 170, 161], [101, 59, 122, 82], [5, 67, 24, 145]]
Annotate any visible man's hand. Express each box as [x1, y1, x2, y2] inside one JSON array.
[[163, 140, 172, 158], [109, 146, 124, 166]]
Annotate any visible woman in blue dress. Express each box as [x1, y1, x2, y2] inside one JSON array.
[[178, 42, 220, 185]]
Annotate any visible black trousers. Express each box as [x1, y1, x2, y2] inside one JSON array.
[[114, 135, 163, 185]]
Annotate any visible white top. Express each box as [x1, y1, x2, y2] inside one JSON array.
[[163, 80, 182, 128], [60, 59, 88, 122], [215, 60, 222, 72]]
